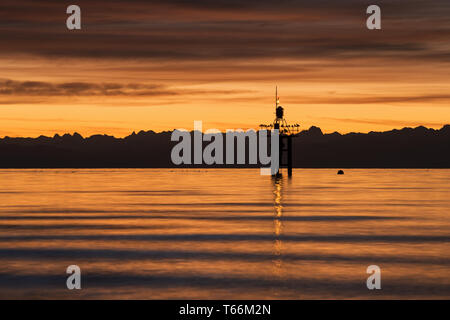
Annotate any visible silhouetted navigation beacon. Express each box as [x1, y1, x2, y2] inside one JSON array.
[[260, 87, 300, 177], [276, 106, 284, 120]]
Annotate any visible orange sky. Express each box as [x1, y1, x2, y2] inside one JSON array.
[[0, 0, 449, 137]]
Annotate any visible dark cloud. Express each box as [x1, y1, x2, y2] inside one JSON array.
[[0, 0, 448, 62], [289, 94, 450, 105], [0, 79, 255, 98], [0, 79, 174, 96]]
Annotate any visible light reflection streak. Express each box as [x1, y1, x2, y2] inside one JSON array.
[[272, 175, 284, 280]]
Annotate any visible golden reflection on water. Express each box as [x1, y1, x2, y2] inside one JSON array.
[[272, 175, 284, 282], [0, 169, 449, 299]]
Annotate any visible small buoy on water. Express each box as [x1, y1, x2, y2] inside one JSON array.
[[337, 170, 344, 175]]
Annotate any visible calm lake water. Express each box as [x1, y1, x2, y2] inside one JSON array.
[[0, 169, 449, 299]]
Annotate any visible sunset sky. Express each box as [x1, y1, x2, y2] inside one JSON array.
[[0, 0, 449, 137]]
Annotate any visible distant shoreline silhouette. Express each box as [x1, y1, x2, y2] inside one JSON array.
[[0, 125, 449, 168]]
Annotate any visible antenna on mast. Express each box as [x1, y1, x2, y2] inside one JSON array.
[[275, 86, 279, 108]]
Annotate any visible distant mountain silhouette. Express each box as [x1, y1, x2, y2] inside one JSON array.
[[0, 125, 449, 168]]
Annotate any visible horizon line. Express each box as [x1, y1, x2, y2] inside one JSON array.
[[1, 124, 449, 140]]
